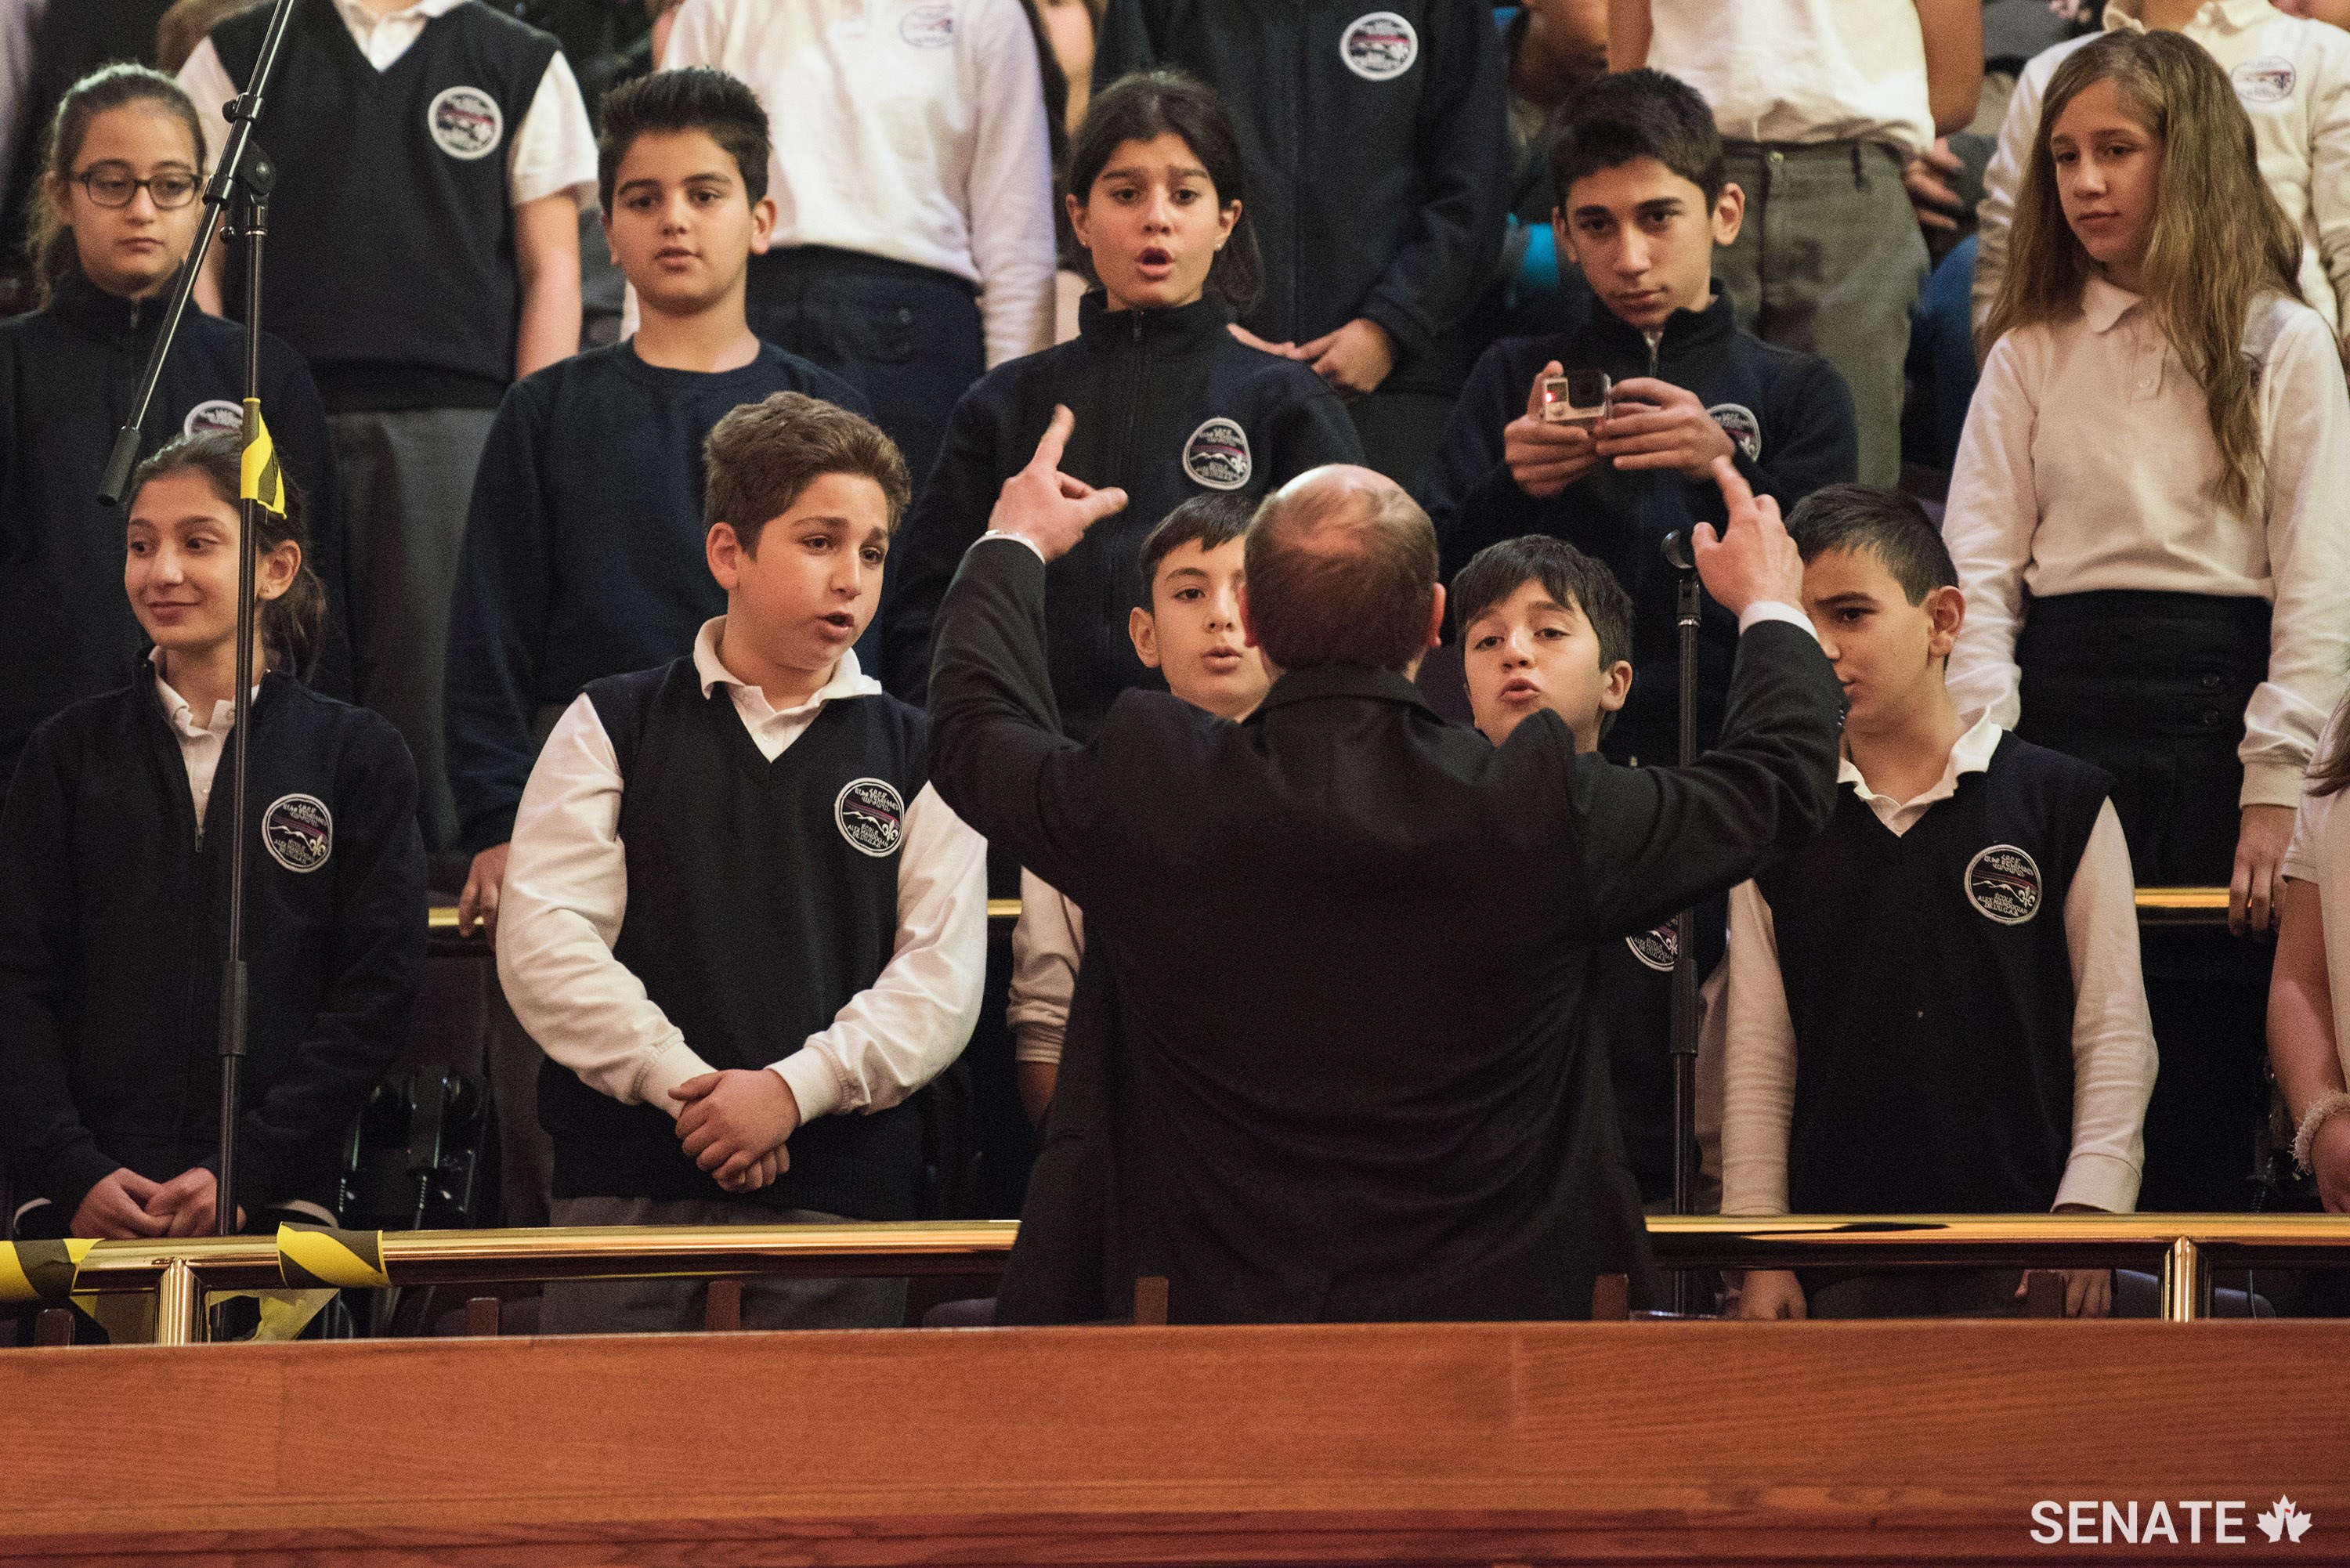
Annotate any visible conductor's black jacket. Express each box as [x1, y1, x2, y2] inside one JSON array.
[[931, 538, 1845, 1324], [0, 666, 425, 1221]]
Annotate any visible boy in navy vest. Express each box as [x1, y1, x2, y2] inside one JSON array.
[[1009, 492, 1271, 1125], [441, 69, 868, 1229], [1451, 533, 1712, 1212], [1421, 68, 1856, 767], [495, 392, 989, 1334], [179, 0, 597, 862], [1722, 486, 2156, 1321]]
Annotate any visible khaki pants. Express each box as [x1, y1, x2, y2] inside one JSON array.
[[1714, 140, 1929, 488]]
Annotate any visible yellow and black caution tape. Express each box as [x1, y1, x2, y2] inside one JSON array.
[[276, 1223, 389, 1289], [0, 1237, 94, 1303], [239, 399, 285, 515]]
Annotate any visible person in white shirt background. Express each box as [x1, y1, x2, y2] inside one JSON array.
[[1614, 0, 1984, 488], [660, 0, 1058, 564], [1943, 28, 2350, 1211], [1975, 0, 2350, 356]]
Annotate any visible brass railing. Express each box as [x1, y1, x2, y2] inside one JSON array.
[[428, 890, 2231, 937], [12, 1212, 2350, 1345]]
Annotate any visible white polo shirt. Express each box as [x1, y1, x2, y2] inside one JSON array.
[[663, 0, 1058, 368], [1641, 0, 1936, 159]]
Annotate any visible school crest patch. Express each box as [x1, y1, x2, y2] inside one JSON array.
[[428, 86, 504, 161], [1181, 417, 1252, 490], [2232, 56, 2296, 104], [900, 4, 955, 46], [835, 778, 907, 858], [263, 793, 334, 873], [1626, 921, 1678, 974], [1340, 11, 1419, 81], [1965, 844, 2041, 925], [1707, 403, 1762, 463], [183, 399, 243, 438]]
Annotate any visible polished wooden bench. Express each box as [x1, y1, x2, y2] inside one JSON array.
[[4, 1317, 2345, 1564]]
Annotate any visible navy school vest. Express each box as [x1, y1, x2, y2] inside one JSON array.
[[537, 659, 931, 1218], [212, 1, 558, 407], [1756, 733, 2114, 1216]]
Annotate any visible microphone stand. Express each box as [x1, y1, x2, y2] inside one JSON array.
[[1660, 532, 1702, 1314], [97, 0, 302, 1245]]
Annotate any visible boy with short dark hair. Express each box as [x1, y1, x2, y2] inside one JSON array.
[[1453, 533, 1690, 1206], [1723, 484, 2157, 1321], [495, 391, 987, 1334], [1010, 491, 1266, 1122], [1423, 67, 1856, 769], [442, 67, 868, 1229]]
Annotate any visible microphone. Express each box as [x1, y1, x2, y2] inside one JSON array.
[[1660, 530, 1694, 572]]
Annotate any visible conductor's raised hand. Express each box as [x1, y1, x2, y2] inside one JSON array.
[[1690, 455, 1802, 621], [988, 405, 1129, 563]]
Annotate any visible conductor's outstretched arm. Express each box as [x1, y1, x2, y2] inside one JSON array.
[[926, 407, 1129, 901]]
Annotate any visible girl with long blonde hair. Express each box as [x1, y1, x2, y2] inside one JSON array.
[[1942, 29, 2350, 1211]]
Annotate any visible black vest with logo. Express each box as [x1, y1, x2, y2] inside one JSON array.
[[1755, 734, 2112, 1215], [537, 659, 930, 1218], [212, 1, 558, 410]]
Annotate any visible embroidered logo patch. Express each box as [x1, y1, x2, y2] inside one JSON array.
[[1181, 417, 1252, 490], [835, 778, 907, 858], [1340, 11, 1419, 80], [263, 793, 334, 873], [901, 3, 956, 46], [1625, 921, 1678, 974], [1707, 403, 1762, 463], [427, 85, 504, 160], [1965, 844, 2041, 925], [183, 399, 243, 438], [2232, 56, 2296, 104]]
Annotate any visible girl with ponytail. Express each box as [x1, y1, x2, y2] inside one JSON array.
[[0, 431, 424, 1250]]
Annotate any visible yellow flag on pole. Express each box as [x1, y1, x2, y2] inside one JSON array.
[[240, 397, 285, 515]]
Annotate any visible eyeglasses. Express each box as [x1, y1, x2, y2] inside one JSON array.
[[71, 166, 202, 210]]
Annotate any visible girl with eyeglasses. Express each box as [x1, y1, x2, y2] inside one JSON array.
[[0, 64, 347, 794]]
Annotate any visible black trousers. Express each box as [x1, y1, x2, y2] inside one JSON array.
[[745, 246, 987, 684], [2016, 590, 2274, 1212]]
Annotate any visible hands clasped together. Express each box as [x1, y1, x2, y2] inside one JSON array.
[[671, 1068, 802, 1194]]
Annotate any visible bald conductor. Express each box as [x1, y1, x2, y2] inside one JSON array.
[[927, 408, 1845, 1323]]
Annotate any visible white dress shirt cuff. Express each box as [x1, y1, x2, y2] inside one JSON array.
[[975, 530, 1048, 564], [2243, 760, 2307, 811], [637, 1038, 719, 1121], [1738, 601, 1818, 641], [2052, 1153, 2141, 1215], [774, 1048, 844, 1125]]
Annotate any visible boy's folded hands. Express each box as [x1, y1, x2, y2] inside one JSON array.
[[672, 1068, 802, 1194]]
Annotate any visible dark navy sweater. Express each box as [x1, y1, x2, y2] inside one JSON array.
[[884, 292, 1361, 734], [0, 260, 349, 787], [442, 339, 869, 854], [0, 666, 425, 1219], [1421, 284, 1856, 768]]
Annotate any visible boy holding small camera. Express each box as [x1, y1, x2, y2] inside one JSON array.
[[1423, 69, 1856, 766]]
